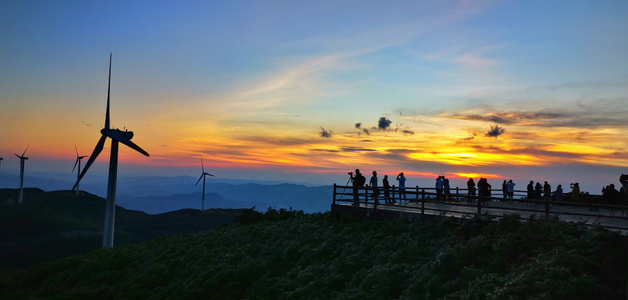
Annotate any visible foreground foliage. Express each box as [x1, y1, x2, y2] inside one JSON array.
[[0, 189, 246, 271], [1, 209, 626, 299]]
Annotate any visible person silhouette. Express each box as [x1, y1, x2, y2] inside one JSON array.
[[467, 178, 476, 202], [435, 176, 444, 201], [502, 180, 508, 200], [396, 172, 407, 201], [369, 171, 379, 204], [350, 169, 365, 206], [506, 180, 515, 200], [383, 175, 391, 204]]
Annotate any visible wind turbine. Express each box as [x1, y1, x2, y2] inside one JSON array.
[[73, 53, 149, 249], [72, 145, 88, 196], [195, 158, 215, 211], [14, 144, 30, 204]]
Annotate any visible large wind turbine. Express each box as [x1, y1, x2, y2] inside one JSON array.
[[72, 145, 88, 196], [14, 144, 30, 204], [73, 53, 149, 249], [195, 158, 214, 211]]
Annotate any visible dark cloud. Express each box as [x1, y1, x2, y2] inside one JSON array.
[[319, 127, 333, 138], [363, 128, 370, 135], [378, 117, 392, 130], [236, 136, 315, 146], [340, 146, 377, 152], [401, 130, 415, 135], [461, 133, 477, 141], [485, 125, 506, 138], [355, 123, 362, 129], [449, 112, 564, 125]]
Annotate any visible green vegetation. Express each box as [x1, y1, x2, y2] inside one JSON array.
[[1, 207, 625, 299], [0, 189, 246, 271]]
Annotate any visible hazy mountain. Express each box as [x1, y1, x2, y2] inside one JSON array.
[[0, 172, 334, 214], [117, 183, 333, 214]]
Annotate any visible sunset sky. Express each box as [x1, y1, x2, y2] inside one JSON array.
[[1, 0, 628, 193]]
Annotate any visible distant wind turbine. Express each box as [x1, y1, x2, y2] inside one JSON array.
[[195, 158, 215, 211], [72, 145, 88, 196], [14, 144, 30, 204], [73, 53, 149, 249]]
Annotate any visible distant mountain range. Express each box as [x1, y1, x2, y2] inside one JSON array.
[[117, 183, 332, 214], [0, 172, 333, 214]]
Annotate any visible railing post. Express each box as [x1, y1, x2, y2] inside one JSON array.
[[477, 194, 482, 216], [421, 189, 425, 216], [392, 185, 396, 203], [456, 187, 459, 202], [416, 186, 419, 203], [545, 195, 550, 217], [333, 184, 337, 205], [364, 187, 369, 206]]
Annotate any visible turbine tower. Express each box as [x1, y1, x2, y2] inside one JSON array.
[[0, 157, 3, 188], [72, 145, 88, 196], [14, 144, 30, 204], [195, 158, 214, 211], [73, 53, 149, 249]]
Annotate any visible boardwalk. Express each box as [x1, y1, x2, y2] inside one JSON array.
[[331, 184, 628, 234]]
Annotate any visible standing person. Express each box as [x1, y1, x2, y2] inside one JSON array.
[[555, 184, 563, 203], [506, 180, 516, 200], [467, 178, 476, 202], [543, 181, 551, 202], [383, 175, 391, 204], [479, 178, 491, 203], [369, 171, 379, 204], [443, 176, 451, 202], [535, 182, 543, 205], [527, 181, 534, 205], [502, 180, 508, 200], [350, 169, 365, 206], [435, 176, 444, 201], [571, 182, 580, 201], [396, 172, 407, 201]]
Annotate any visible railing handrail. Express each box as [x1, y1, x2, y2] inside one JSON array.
[[332, 184, 628, 231]]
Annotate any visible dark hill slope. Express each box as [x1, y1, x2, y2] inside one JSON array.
[[0, 189, 247, 271], [1, 211, 626, 299]]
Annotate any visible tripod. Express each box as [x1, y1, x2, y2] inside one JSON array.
[[340, 175, 353, 200]]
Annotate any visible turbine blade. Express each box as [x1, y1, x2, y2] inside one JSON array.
[[195, 174, 203, 186], [72, 158, 79, 172], [73, 134, 106, 190], [75, 145, 79, 158], [105, 53, 112, 130], [14, 153, 20, 158], [22, 143, 31, 157], [105, 130, 149, 156], [208, 174, 215, 177], [201, 158, 205, 173]]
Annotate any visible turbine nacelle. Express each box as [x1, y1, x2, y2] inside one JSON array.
[[15, 154, 29, 160], [102, 128, 134, 140]]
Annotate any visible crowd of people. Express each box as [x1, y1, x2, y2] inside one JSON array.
[[346, 169, 628, 210]]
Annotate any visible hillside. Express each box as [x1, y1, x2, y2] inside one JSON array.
[[0, 209, 626, 299], [0, 189, 247, 271]]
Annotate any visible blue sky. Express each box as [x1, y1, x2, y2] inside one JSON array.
[[1, 0, 628, 194]]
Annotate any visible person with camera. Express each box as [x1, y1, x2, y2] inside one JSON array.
[[349, 169, 366, 206], [396, 172, 407, 201]]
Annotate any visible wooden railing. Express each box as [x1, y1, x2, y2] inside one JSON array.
[[332, 184, 628, 232]]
